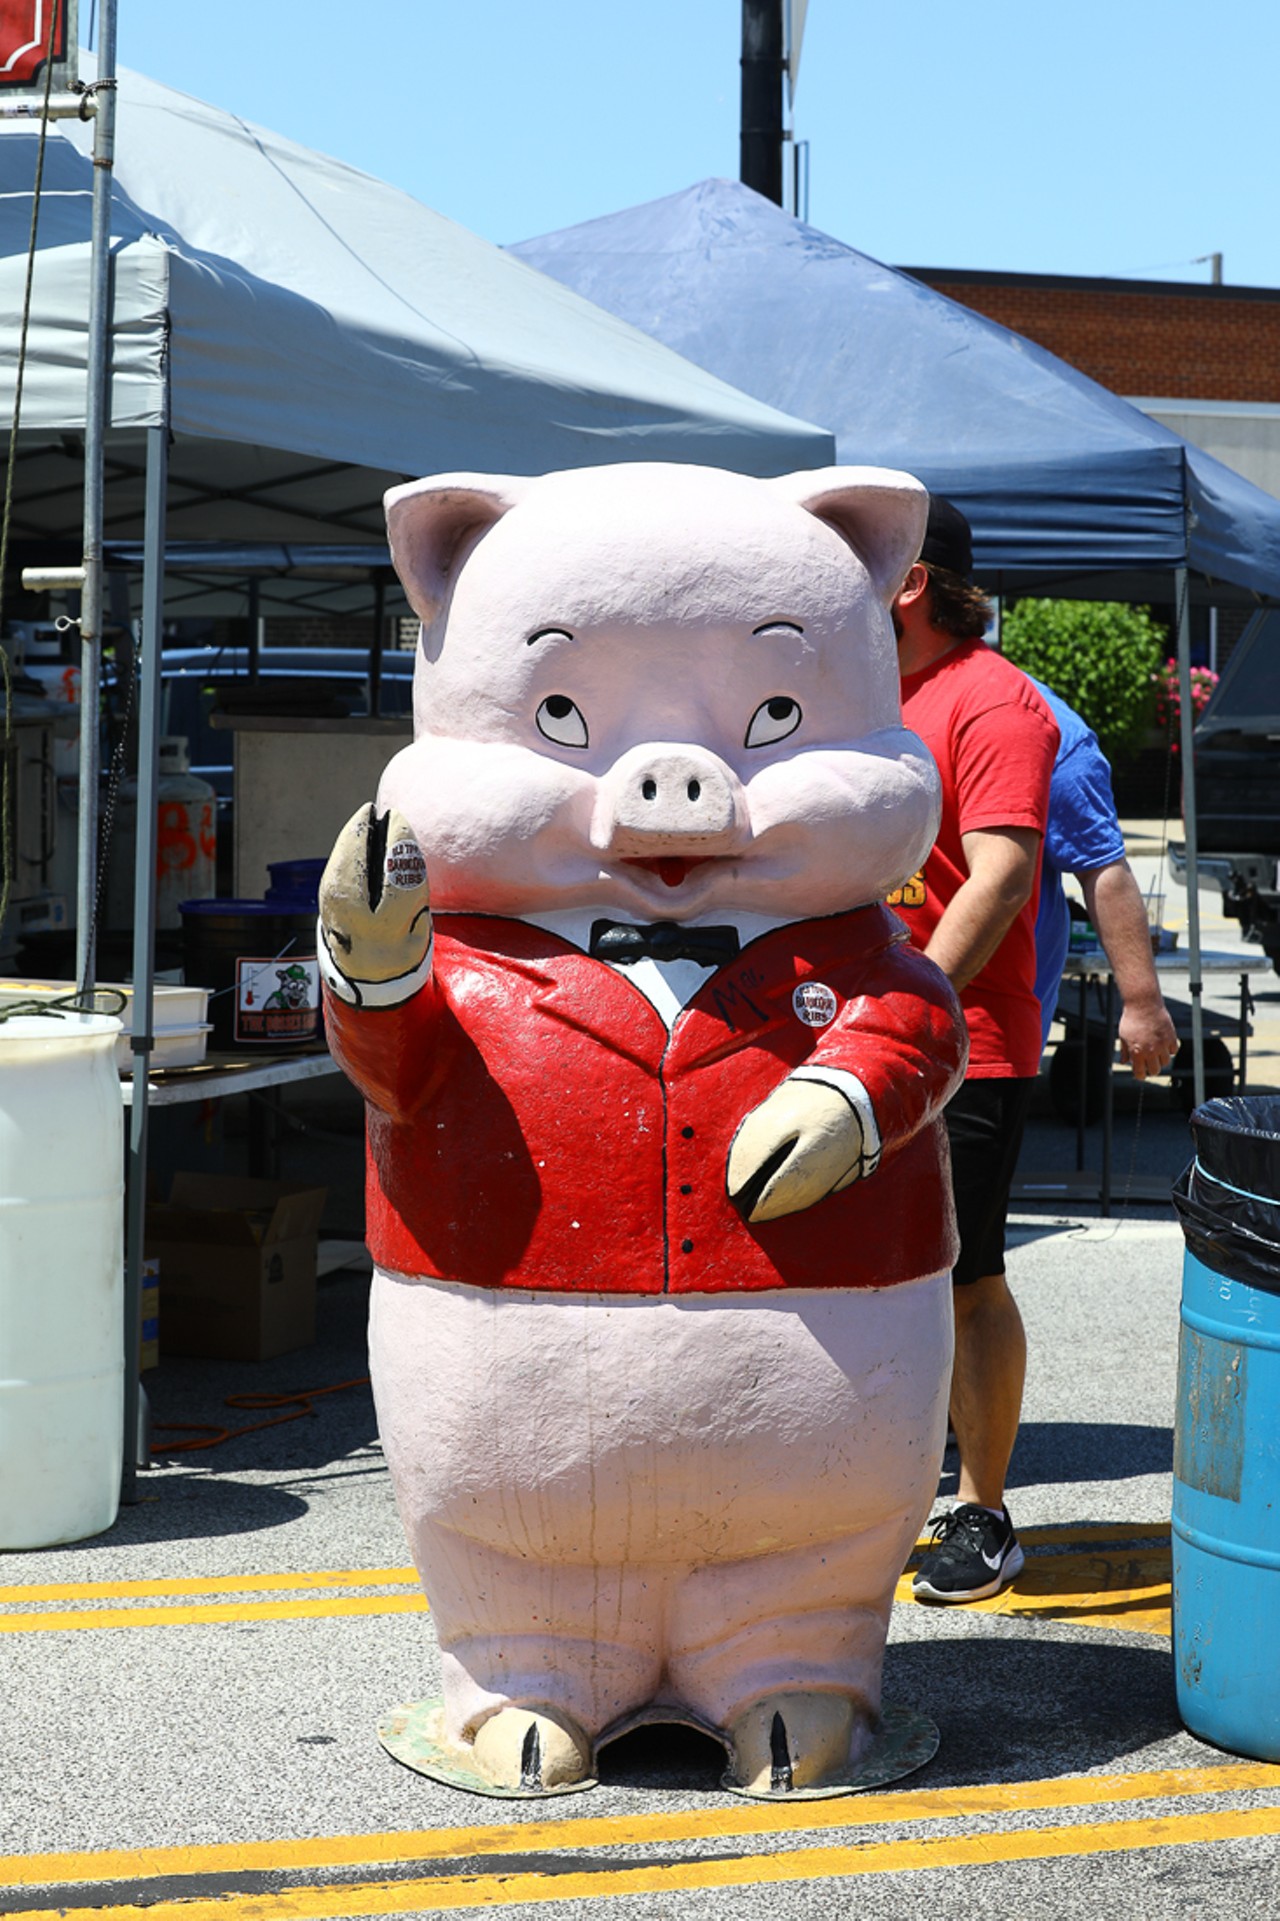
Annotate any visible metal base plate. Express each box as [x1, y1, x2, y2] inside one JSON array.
[[377, 1700, 598, 1800], [379, 1697, 938, 1802], [721, 1704, 940, 1801]]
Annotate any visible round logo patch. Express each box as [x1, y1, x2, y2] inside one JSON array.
[[386, 840, 428, 889], [793, 981, 838, 1028]]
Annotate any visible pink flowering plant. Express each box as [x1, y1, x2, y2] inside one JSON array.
[[1152, 656, 1218, 739]]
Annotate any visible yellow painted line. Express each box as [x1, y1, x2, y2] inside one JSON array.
[[0, 1525, 1169, 1611], [1, 1543, 1170, 1635], [0, 1567, 417, 1605], [0, 1533, 1173, 1636], [3, 1760, 1278, 1890], [0, 1525, 1168, 1611], [897, 1547, 1173, 1637], [11, 1805, 1280, 1919], [0, 1594, 429, 1634]]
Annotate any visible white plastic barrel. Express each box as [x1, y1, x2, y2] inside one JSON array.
[[0, 1012, 124, 1548]]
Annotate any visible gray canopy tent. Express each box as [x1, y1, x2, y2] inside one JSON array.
[[2, 88, 832, 602]]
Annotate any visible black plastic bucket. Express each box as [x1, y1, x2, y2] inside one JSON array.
[[264, 858, 327, 912], [180, 900, 320, 1049]]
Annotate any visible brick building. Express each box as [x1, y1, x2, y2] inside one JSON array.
[[901, 268, 1280, 503]]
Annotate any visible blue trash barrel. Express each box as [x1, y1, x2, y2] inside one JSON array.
[[1172, 1096, 1280, 1760]]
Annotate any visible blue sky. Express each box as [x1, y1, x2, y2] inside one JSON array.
[[108, 1, 1278, 288]]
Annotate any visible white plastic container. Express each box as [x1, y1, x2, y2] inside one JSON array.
[[107, 736, 217, 931], [0, 1012, 124, 1548], [0, 979, 212, 1073]]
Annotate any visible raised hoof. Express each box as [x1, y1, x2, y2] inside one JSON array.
[[728, 1693, 863, 1796], [471, 1707, 592, 1792]]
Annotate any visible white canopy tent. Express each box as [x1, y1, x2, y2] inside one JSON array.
[[0, 60, 832, 1497], [1, 64, 831, 609]]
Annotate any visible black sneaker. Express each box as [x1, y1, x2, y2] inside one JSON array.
[[912, 1503, 1025, 1604]]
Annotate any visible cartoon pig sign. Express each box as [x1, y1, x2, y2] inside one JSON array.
[[319, 462, 966, 1799]]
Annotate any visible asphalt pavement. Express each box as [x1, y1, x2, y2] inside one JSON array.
[[3, 840, 1279, 1918]]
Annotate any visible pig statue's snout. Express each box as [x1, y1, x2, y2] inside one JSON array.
[[596, 746, 745, 855]]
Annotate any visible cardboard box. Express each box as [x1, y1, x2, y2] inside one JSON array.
[[145, 1174, 327, 1362]]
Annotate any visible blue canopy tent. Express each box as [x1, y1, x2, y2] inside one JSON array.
[[510, 178, 1280, 608], [512, 176, 1280, 1102]]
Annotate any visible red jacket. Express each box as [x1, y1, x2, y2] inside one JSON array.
[[324, 906, 965, 1294]]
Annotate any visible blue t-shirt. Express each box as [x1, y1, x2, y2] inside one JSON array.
[[1031, 679, 1127, 1046]]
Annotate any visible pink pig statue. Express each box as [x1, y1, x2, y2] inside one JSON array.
[[318, 462, 967, 1799]]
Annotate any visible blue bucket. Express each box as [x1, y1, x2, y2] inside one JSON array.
[[1172, 1098, 1280, 1761]]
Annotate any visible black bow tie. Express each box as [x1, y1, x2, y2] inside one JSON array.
[[589, 919, 740, 968]]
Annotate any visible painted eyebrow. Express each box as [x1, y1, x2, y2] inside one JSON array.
[[526, 626, 574, 647], [752, 620, 805, 636]]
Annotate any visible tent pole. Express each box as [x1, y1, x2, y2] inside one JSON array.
[[121, 419, 168, 1504], [371, 572, 386, 718], [1175, 564, 1205, 1109], [75, 0, 119, 992]]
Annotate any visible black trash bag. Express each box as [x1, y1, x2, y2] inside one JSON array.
[[1173, 1096, 1280, 1296]]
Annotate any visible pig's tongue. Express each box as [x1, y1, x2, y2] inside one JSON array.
[[626, 856, 702, 889]]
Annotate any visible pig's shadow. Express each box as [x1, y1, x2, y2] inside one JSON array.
[[884, 1637, 1182, 1788], [595, 1639, 1180, 1795]]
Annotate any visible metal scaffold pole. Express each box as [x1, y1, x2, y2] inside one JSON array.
[[75, 0, 119, 992]]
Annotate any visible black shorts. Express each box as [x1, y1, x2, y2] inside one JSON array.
[[944, 1077, 1036, 1288]]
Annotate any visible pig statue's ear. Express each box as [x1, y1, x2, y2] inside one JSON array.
[[771, 467, 930, 602], [384, 474, 529, 627]]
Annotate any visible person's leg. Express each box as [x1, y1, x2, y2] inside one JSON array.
[[913, 1078, 1034, 1604], [950, 1267, 1026, 1510]]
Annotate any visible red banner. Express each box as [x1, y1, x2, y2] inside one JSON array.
[[0, 0, 77, 92]]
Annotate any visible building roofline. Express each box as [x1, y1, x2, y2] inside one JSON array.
[[898, 265, 1280, 303]]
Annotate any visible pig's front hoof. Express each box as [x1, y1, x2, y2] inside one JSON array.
[[319, 803, 432, 986], [726, 1080, 866, 1223], [472, 1706, 592, 1792], [728, 1692, 864, 1795]]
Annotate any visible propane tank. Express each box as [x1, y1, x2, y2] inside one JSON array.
[[107, 737, 218, 931]]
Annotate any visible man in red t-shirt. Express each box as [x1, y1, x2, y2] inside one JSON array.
[[890, 498, 1058, 1605]]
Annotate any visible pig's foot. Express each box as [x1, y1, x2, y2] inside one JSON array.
[[727, 1692, 865, 1795], [471, 1706, 592, 1792]]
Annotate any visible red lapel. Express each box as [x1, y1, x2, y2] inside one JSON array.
[[433, 915, 669, 1071], [668, 906, 906, 1070]]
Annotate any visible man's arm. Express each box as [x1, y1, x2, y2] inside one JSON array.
[[923, 826, 1042, 993], [1078, 860, 1180, 1080]]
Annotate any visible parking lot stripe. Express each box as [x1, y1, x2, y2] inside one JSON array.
[[0, 1569, 418, 1606], [0, 1545, 1173, 1636], [0, 1594, 429, 1633], [9, 1802, 1280, 1918], [2, 1761, 1277, 1891]]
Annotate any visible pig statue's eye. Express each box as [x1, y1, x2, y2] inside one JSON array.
[[536, 694, 589, 748], [745, 696, 802, 748]]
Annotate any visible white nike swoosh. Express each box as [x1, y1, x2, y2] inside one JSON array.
[[980, 1547, 1005, 1570]]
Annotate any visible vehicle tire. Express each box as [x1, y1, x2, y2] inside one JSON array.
[[1172, 1037, 1235, 1117], [1048, 1032, 1112, 1127]]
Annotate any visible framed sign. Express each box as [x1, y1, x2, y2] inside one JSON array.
[[0, 0, 78, 93]]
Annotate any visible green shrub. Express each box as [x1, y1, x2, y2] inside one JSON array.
[[1000, 599, 1165, 760]]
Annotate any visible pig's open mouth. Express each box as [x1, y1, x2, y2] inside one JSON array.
[[622, 856, 717, 890]]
